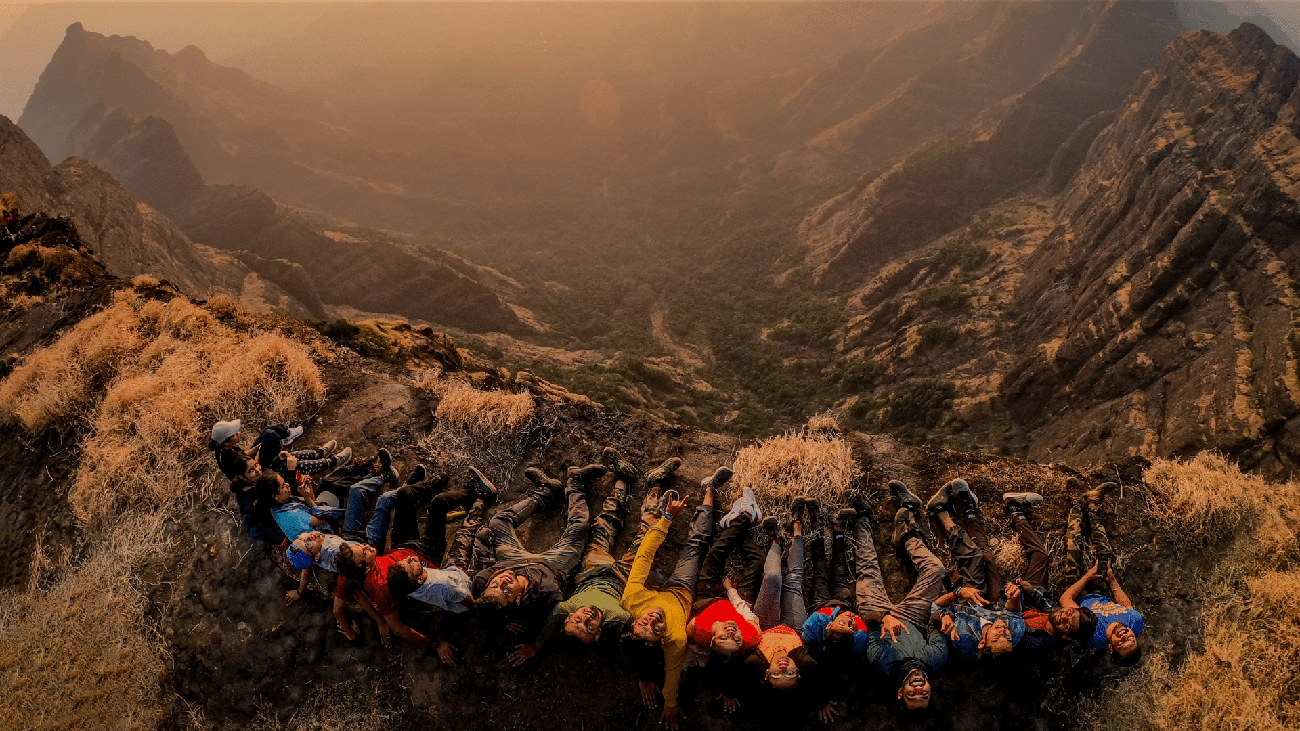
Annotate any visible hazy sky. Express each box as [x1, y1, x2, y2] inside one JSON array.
[[4, 1, 1300, 122]]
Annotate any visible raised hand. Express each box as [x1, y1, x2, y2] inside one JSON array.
[[880, 614, 910, 643]]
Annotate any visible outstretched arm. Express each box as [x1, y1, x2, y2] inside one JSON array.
[[383, 610, 431, 646], [1060, 560, 1099, 609], [625, 516, 672, 596], [1106, 567, 1133, 608], [286, 568, 310, 605]]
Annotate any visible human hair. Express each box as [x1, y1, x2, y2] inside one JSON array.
[[1113, 640, 1142, 667], [824, 626, 854, 656], [335, 544, 368, 582], [387, 562, 420, 598], [1073, 606, 1098, 644]]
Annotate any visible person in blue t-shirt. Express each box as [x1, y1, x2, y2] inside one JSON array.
[[1061, 478, 1143, 665]]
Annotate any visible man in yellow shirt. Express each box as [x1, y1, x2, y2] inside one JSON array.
[[621, 465, 732, 730]]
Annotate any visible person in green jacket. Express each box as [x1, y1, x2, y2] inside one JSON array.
[[508, 449, 682, 665]]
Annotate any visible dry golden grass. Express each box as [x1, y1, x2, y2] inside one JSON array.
[[988, 534, 1027, 578], [0, 511, 171, 731], [433, 380, 535, 440], [1084, 456, 1300, 731], [0, 290, 325, 525], [131, 275, 160, 289], [730, 431, 861, 517]]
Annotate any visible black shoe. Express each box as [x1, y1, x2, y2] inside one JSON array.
[[889, 480, 922, 513], [644, 458, 682, 488], [468, 467, 500, 501], [792, 497, 808, 527], [950, 479, 978, 518], [377, 448, 392, 470], [926, 483, 953, 518], [849, 491, 871, 515], [805, 499, 822, 531], [523, 466, 562, 499], [834, 507, 857, 531], [1002, 492, 1043, 518], [568, 463, 608, 484], [893, 507, 918, 547], [405, 464, 427, 485], [601, 447, 642, 484], [762, 516, 782, 545]]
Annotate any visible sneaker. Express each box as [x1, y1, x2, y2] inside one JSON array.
[[718, 486, 762, 528], [524, 467, 562, 497], [468, 467, 500, 501], [644, 457, 683, 488], [405, 464, 427, 486], [602, 447, 642, 484], [949, 479, 978, 517], [889, 480, 922, 513], [285, 425, 304, 445], [926, 483, 953, 517], [1002, 492, 1044, 517], [332, 447, 353, 468], [377, 448, 392, 470], [702, 466, 734, 491], [1086, 482, 1117, 505], [319, 439, 337, 457]]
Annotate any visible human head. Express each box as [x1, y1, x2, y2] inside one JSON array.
[[211, 419, 241, 448], [480, 570, 525, 607], [978, 619, 1015, 656], [1107, 622, 1141, 664], [256, 473, 290, 504], [386, 556, 426, 598], [335, 542, 378, 582], [631, 607, 667, 643], [236, 458, 262, 484], [766, 655, 800, 690], [564, 605, 604, 644], [709, 620, 743, 656], [898, 667, 932, 710]]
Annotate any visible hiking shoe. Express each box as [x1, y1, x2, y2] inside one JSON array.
[[889, 480, 922, 513], [405, 464, 427, 486], [602, 447, 642, 484], [1065, 476, 1085, 493], [644, 458, 683, 488], [702, 466, 734, 491], [762, 516, 782, 545], [377, 448, 392, 470], [468, 467, 501, 501], [319, 439, 337, 457], [1002, 492, 1044, 518], [285, 425, 304, 445], [523, 466, 562, 493], [926, 483, 953, 517], [949, 479, 978, 517], [658, 489, 681, 516], [849, 491, 871, 515], [1086, 482, 1117, 505], [804, 499, 822, 531], [568, 463, 608, 484], [893, 507, 919, 547], [792, 497, 808, 527], [834, 507, 857, 531], [332, 447, 353, 469]]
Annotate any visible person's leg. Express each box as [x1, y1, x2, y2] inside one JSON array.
[[343, 474, 387, 537], [698, 522, 749, 598], [487, 489, 548, 553], [752, 540, 784, 631], [443, 497, 487, 571], [407, 487, 472, 563], [808, 531, 830, 608], [1014, 513, 1050, 590], [292, 453, 335, 476], [1065, 501, 1088, 581], [829, 530, 855, 604], [943, 511, 990, 597], [538, 487, 592, 579], [781, 534, 808, 629], [661, 504, 715, 596], [963, 514, 1004, 602], [894, 527, 947, 628], [582, 480, 627, 573], [615, 486, 663, 576], [1085, 500, 1114, 565], [852, 514, 895, 617]]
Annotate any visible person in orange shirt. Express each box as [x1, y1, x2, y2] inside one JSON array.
[[621, 466, 732, 730]]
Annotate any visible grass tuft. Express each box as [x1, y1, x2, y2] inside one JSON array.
[[730, 431, 861, 518]]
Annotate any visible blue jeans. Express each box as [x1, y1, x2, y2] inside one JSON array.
[[754, 535, 807, 631], [343, 475, 388, 538], [660, 504, 714, 596]]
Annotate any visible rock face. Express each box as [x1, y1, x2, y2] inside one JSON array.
[[58, 107, 529, 334], [1004, 23, 1300, 476], [800, 0, 1184, 286]]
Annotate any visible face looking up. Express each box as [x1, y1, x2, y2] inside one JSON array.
[[564, 605, 604, 644], [632, 607, 666, 643]]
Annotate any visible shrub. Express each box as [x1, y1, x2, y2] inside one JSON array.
[[916, 283, 971, 311], [879, 378, 958, 429], [433, 381, 536, 440], [918, 322, 961, 350], [0, 291, 325, 525], [933, 240, 990, 271], [730, 431, 861, 520]]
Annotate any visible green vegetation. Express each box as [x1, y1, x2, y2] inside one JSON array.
[[312, 320, 400, 362], [932, 239, 990, 271], [917, 282, 972, 311], [918, 322, 962, 350], [847, 378, 958, 444]]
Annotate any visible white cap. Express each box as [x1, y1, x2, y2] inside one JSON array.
[[211, 419, 241, 444]]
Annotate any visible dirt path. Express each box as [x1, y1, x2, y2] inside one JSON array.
[[650, 302, 705, 369]]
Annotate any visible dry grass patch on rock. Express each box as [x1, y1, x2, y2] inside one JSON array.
[[730, 431, 861, 517], [0, 289, 325, 525], [433, 380, 535, 441]]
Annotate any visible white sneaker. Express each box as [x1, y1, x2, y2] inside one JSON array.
[[719, 486, 762, 528], [333, 447, 352, 468], [284, 425, 304, 445]]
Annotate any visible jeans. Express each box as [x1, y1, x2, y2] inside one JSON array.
[[697, 522, 766, 601], [946, 513, 1004, 601], [343, 475, 388, 537], [754, 536, 807, 630], [660, 504, 714, 595], [387, 483, 471, 565], [576, 481, 653, 584], [854, 512, 944, 628], [487, 487, 590, 579], [809, 530, 855, 608]]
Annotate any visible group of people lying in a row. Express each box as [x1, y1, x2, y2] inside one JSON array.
[[208, 419, 1144, 727]]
